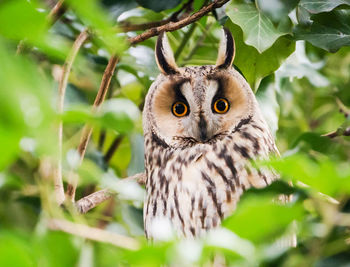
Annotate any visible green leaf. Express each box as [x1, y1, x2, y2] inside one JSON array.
[[110, 136, 132, 170], [0, 0, 47, 41], [223, 194, 304, 243], [275, 41, 329, 87], [122, 45, 159, 78], [33, 231, 79, 267], [0, 232, 34, 267], [299, 0, 350, 14], [135, 0, 181, 12], [294, 10, 350, 52], [66, 0, 127, 54], [122, 243, 169, 266], [225, 22, 295, 90], [127, 133, 145, 176], [0, 0, 68, 58], [226, 2, 286, 53], [0, 40, 54, 169], [257, 0, 299, 23], [269, 154, 350, 197], [62, 98, 140, 134], [292, 132, 334, 153], [296, 5, 313, 26]]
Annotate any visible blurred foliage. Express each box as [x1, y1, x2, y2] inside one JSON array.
[[0, 0, 350, 266]]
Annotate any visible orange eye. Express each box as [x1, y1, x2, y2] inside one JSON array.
[[213, 98, 229, 114], [172, 101, 188, 117]]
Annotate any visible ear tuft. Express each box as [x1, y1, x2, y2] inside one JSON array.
[[155, 32, 179, 75], [215, 28, 235, 69]]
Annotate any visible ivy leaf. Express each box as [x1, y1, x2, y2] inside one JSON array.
[[225, 22, 295, 91], [275, 41, 329, 87], [257, 0, 299, 23], [226, 2, 286, 53], [294, 9, 350, 52], [299, 0, 350, 14], [296, 5, 313, 26]]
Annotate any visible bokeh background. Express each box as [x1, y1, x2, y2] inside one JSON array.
[[0, 0, 350, 266]]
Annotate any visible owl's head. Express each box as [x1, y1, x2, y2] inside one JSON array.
[[143, 28, 260, 148]]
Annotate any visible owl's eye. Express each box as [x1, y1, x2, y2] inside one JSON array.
[[213, 98, 229, 114], [172, 101, 188, 117]]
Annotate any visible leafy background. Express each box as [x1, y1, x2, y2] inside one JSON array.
[[0, 0, 350, 266]]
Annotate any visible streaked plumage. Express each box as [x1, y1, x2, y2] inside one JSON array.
[[143, 29, 279, 238]]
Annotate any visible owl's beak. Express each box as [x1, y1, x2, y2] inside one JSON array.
[[198, 114, 208, 142]]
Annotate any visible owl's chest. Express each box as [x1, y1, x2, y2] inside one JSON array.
[[143, 126, 277, 238], [144, 144, 248, 237]]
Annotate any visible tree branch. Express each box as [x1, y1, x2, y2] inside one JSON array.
[[55, 29, 89, 205], [128, 0, 230, 45], [65, 56, 119, 202], [77, 55, 119, 159], [76, 188, 113, 213], [97, 82, 114, 151], [47, 219, 140, 250], [75, 172, 146, 214]]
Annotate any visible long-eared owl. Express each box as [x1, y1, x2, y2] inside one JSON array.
[[143, 28, 279, 239]]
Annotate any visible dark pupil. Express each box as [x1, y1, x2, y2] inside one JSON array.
[[216, 100, 226, 111], [175, 103, 185, 114]]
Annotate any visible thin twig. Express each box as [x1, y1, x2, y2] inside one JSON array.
[[183, 22, 213, 63], [93, 56, 119, 108], [323, 98, 350, 138], [174, 23, 197, 60], [336, 97, 350, 119], [55, 29, 89, 205], [65, 56, 119, 202], [128, 0, 229, 45], [98, 130, 106, 150], [323, 127, 350, 138], [48, 219, 140, 250], [48, 0, 67, 24], [97, 82, 114, 151], [104, 135, 124, 163], [76, 188, 113, 213], [75, 172, 146, 214]]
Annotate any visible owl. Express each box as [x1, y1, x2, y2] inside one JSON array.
[[142, 28, 279, 239]]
